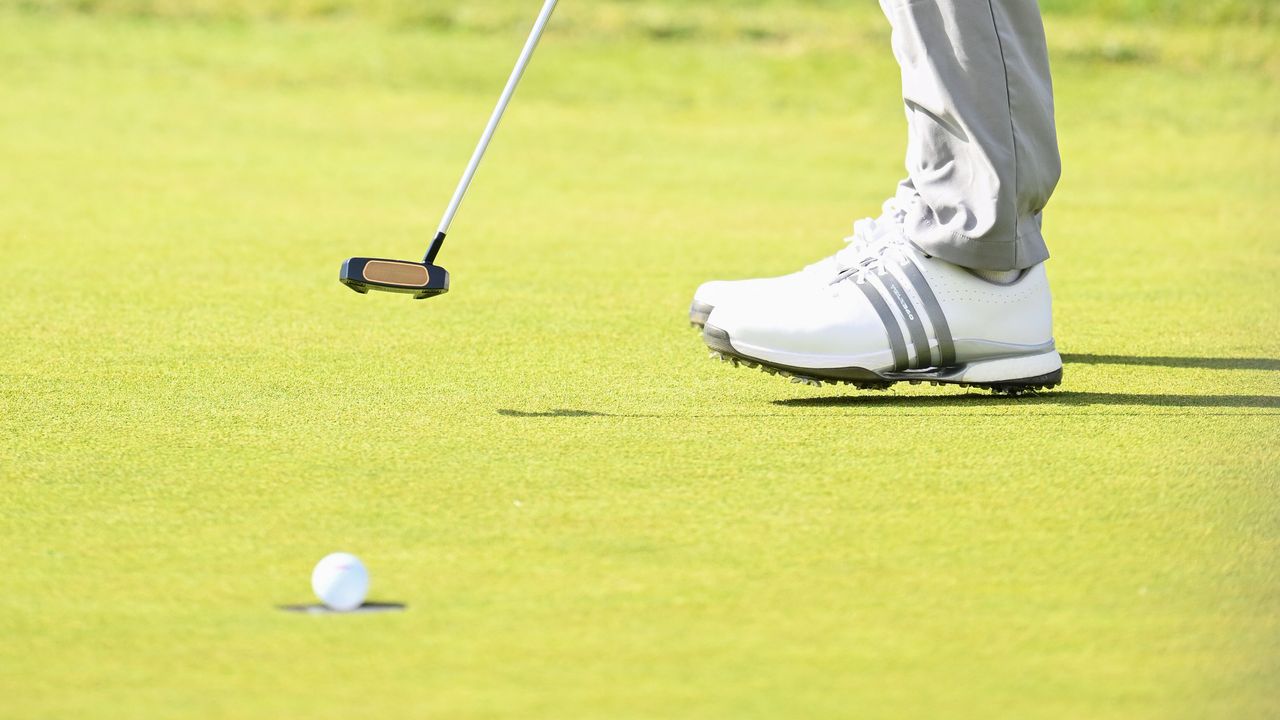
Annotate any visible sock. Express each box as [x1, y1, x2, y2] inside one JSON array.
[[970, 268, 1021, 283]]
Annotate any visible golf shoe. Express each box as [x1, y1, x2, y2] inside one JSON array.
[[701, 234, 1063, 394]]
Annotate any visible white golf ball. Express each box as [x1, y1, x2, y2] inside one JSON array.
[[311, 552, 369, 611]]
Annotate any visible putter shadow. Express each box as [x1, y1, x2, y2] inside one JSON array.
[[278, 602, 407, 614], [497, 408, 667, 418], [773, 392, 1280, 409], [1062, 353, 1280, 371], [498, 408, 614, 418]]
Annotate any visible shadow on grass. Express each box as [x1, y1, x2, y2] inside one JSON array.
[[498, 392, 1280, 418], [773, 392, 1280, 409], [497, 409, 617, 418], [1063, 354, 1280, 371], [278, 602, 406, 614]]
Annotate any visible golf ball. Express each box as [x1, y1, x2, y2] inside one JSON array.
[[311, 552, 369, 611]]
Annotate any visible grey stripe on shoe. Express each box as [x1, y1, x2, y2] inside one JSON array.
[[901, 260, 956, 367], [877, 272, 932, 369], [853, 280, 909, 371]]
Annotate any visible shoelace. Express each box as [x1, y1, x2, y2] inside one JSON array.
[[825, 197, 908, 270], [834, 216, 880, 264], [831, 235, 911, 287]]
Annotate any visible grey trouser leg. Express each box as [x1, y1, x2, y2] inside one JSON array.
[[880, 0, 1061, 270]]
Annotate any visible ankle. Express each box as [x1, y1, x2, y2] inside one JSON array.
[[968, 267, 1022, 284]]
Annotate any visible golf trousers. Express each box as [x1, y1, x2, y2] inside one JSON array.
[[880, 0, 1060, 270]]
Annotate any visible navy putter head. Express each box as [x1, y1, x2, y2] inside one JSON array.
[[339, 257, 450, 300]]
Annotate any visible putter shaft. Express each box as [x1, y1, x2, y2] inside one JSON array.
[[426, 0, 559, 263]]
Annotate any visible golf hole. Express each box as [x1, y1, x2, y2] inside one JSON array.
[[278, 602, 407, 615]]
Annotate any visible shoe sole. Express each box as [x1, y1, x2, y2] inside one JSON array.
[[702, 324, 1062, 395], [689, 300, 714, 329]]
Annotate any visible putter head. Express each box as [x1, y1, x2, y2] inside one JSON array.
[[339, 257, 450, 300]]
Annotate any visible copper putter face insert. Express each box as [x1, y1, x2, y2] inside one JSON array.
[[362, 260, 430, 287]]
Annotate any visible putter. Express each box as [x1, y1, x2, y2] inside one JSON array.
[[340, 0, 559, 300]]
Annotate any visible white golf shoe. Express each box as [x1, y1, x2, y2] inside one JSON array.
[[701, 236, 1063, 394], [688, 197, 907, 328]]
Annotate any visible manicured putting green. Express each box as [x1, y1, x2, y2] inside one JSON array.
[[0, 4, 1276, 718]]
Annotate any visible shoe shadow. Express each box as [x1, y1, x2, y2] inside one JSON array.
[[1062, 354, 1280, 371], [497, 393, 1280, 418], [773, 392, 1280, 409]]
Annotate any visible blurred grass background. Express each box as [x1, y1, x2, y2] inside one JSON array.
[[11, 0, 1278, 26]]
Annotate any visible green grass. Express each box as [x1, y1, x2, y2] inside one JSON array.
[[13, 0, 1279, 25], [1, 4, 1278, 718]]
